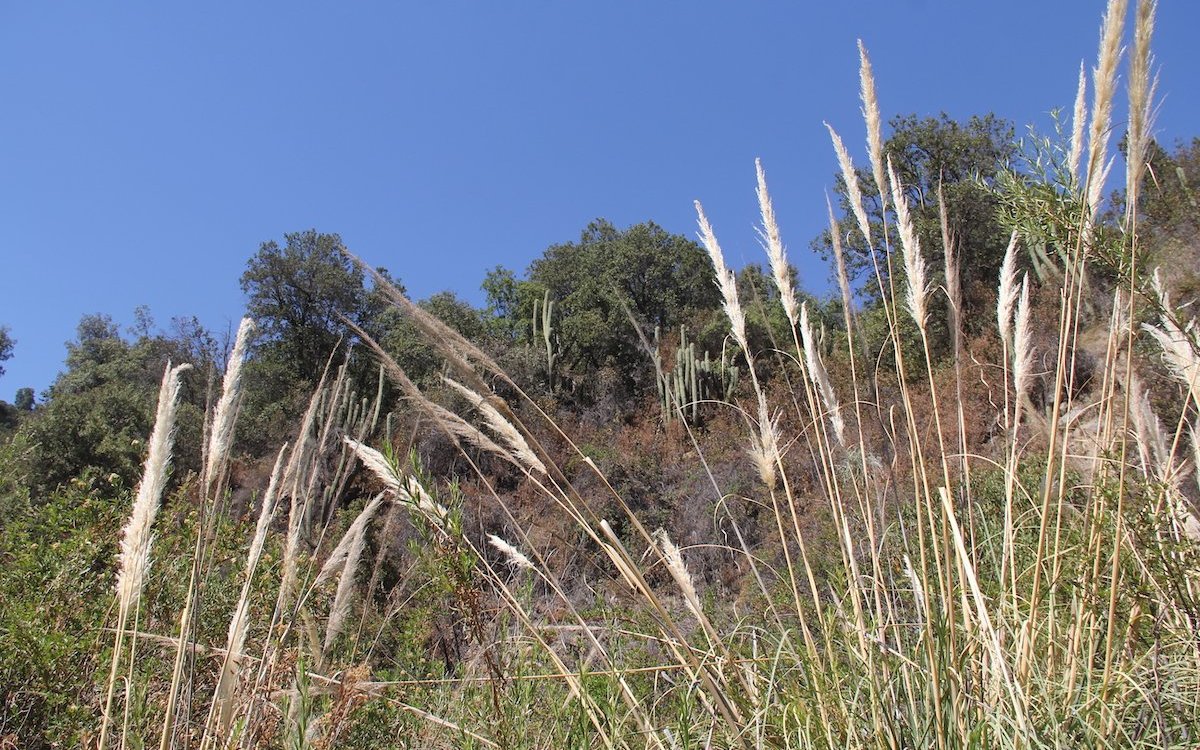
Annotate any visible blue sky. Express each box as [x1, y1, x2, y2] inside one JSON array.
[[2, 2, 1198, 398]]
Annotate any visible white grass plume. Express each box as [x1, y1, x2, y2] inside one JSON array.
[[1125, 0, 1158, 218], [997, 232, 1021, 345], [695, 200, 748, 353], [887, 157, 930, 332], [826, 123, 873, 247], [488, 534, 534, 571], [800, 302, 846, 447], [655, 530, 703, 622], [748, 395, 781, 489], [826, 196, 856, 333], [1069, 62, 1087, 182], [116, 362, 192, 612], [343, 437, 448, 523], [315, 494, 385, 590], [1012, 276, 1034, 406], [858, 40, 886, 204], [1085, 0, 1128, 223], [323, 494, 382, 652], [755, 158, 799, 327], [442, 376, 547, 475], [204, 317, 255, 495], [1144, 270, 1200, 410]]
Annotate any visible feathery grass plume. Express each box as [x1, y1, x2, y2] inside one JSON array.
[[755, 158, 799, 326], [857, 40, 886, 204], [996, 232, 1021, 345], [1085, 0, 1128, 222], [323, 494, 384, 652], [1127, 373, 1167, 478], [487, 534, 534, 571], [825, 123, 873, 246], [204, 317, 255, 495], [1144, 270, 1200, 410], [748, 396, 781, 488], [694, 200, 748, 353], [99, 361, 191, 750], [1125, 0, 1158, 220], [1069, 62, 1088, 182], [826, 196, 856, 333], [315, 494, 385, 590], [800, 302, 846, 447], [343, 250, 507, 394], [442, 376, 547, 475], [343, 436, 402, 494], [655, 530, 703, 622], [209, 442, 288, 739], [343, 437, 448, 523], [887, 156, 929, 331], [116, 362, 192, 613], [1012, 276, 1034, 406], [341, 318, 519, 476]]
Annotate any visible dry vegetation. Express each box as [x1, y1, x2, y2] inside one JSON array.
[[6, 1, 1200, 747]]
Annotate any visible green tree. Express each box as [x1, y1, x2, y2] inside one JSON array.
[[18, 313, 209, 493], [240, 230, 388, 382], [526, 219, 721, 398], [14, 388, 34, 412]]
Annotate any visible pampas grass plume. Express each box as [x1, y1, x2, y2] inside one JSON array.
[[694, 200, 748, 353], [887, 157, 929, 331], [996, 232, 1021, 345], [756, 158, 799, 327], [800, 302, 846, 447], [825, 123, 873, 248], [488, 534, 535, 571], [1069, 62, 1088, 182], [116, 361, 191, 613], [442, 376, 547, 475], [204, 317, 255, 494], [858, 40, 887, 204]]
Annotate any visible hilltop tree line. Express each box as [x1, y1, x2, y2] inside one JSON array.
[[1, 115, 1197, 493]]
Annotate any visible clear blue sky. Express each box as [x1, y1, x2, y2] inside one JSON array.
[[2, 2, 1198, 399]]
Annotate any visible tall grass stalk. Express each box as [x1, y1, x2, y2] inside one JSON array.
[[98, 361, 190, 750]]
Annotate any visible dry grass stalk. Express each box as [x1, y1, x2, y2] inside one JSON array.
[[99, 361, 191, 750], [800, 302, 846, 447], [208, 443, 289, 741], [755, 158, 799, 327]]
